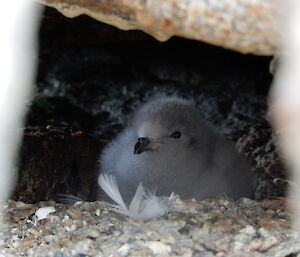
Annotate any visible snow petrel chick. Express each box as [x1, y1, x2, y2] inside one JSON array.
[[99, 97, 253, 202]]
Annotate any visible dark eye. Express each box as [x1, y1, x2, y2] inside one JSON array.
[[170, 131, 181, 139]]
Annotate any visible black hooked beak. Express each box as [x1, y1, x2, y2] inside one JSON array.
[[134, 137, 152, 154]]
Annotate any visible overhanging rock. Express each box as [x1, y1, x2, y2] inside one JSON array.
[[37, 0, 281, 55]]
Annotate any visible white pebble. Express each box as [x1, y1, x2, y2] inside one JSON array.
[[35, 206, 56, 220], [143, 241, 171, 255]]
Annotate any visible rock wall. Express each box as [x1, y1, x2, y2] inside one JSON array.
[[38, 0, 281, 55]]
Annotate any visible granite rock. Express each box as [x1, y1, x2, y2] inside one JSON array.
[[37, 0, 281, 55]]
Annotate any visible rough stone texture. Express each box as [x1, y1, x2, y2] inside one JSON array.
[[237, 127, 286, 200], [1, 197, 299, 256], [37, 0, 280, 55], [14, 127, 104, 203]]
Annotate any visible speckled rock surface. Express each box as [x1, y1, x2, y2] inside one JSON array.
[[37, 0, 280, 55], [1, 197, 299, 257]]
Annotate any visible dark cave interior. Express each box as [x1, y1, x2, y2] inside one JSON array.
[[13, 6, 285, 203]]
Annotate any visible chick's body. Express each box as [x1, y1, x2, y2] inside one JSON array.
[[100, 97, 253, 202]]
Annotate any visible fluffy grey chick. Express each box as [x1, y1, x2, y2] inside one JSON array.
[[100, 97, 253, 202]]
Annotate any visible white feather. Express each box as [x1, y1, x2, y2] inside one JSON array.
[[57, 194, 83, 205], [98, 173, 128, 211], [98, 173, 170, 221], [138, 191, 170, 221], [128, 183, 145, 217]]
